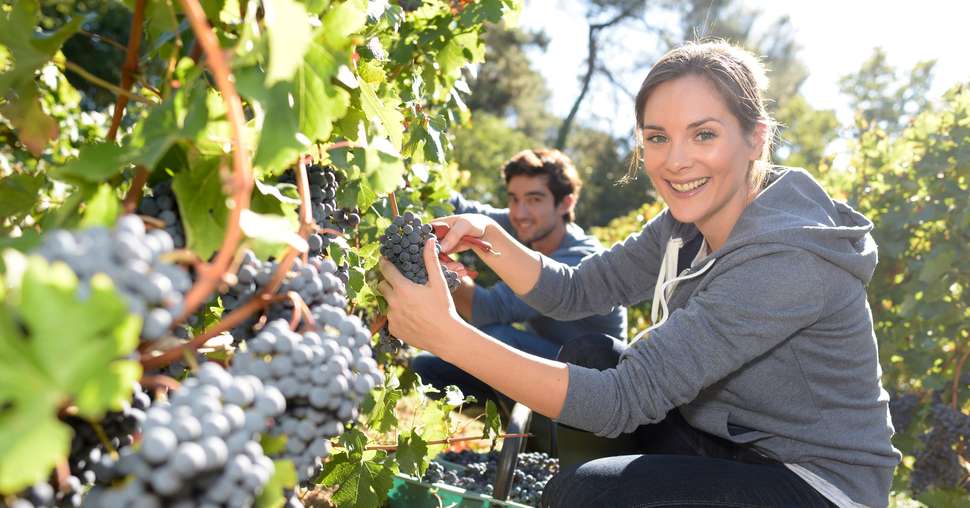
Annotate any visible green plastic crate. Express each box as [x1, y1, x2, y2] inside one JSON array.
[[387, 473, 533, 508]]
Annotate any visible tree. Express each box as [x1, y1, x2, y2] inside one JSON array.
[[838, 47, 936, 135]]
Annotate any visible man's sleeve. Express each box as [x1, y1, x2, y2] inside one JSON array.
[[449, 193, 514, 233], [519, 216, 666, 320], [470, 282, 542, 326], [469, 240, 591, 327]]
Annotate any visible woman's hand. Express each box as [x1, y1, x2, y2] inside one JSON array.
[[432, 214, 496, 254], [378, 238, 464, 352]]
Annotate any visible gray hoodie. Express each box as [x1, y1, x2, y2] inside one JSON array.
[[520, 168, 901, 508]]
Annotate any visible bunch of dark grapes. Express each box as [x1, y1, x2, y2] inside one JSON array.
[[374, 326, 405, 356], [421, 450, 559, 505], [222, 251, 348, 342], [33, 215, 192, 340], [231, 314, 382, 481], [62, 383, 150, 491], [379, 211, 459, 290], [279, 164, 360, 257], [82, 363, 286, 507], [3, 482, 57, 508], [398, 0, 422, 12], [910, 402, 970, 493], [888, 389, 920, 433], [136, 181, 185, 248]]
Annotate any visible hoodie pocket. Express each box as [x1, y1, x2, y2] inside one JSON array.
[[726, 420, 773, 443]]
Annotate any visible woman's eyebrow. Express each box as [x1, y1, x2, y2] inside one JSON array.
[[641, 117, 723, 131]]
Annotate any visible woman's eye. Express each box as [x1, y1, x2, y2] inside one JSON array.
[[696, 130, 716, 141], [646, 134, 667, 144]]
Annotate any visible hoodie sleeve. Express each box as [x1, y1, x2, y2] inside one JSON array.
[[470, 242, 592, 326], [519, 215, 666, 319], [555, 248, 825, 437]]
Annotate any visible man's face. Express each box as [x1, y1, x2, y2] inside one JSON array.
[[506, 174, 565, 245]]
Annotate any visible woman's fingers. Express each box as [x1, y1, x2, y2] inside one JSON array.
[[423, 238, 447, 290], [378, 256, 406, 287]]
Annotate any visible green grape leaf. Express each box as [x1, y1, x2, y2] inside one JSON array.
[[72, 359, 142, 417], [417, 398, 453, 455], [0, 392, 71, 495], [296, 44, 351, 142], [51, 142, 133, 183], [129, 88, 191, 169], [265, 0, 313, 85], [0, 172, 44, 218], [79, 184, 121, 228], [918, 248, 955, 283], [0, 255, 141, 493], [357, 80, 405, 151], [362, 386, 402, 434], [320, 450, 395, 508], [251, 82, 307, 177], [362, 142, 405, 195], [320, 0, 367, 48], [239, 210, 308, 256], [395, 429, 428, 478], [254, 459, 298, 508], [0, 1, 90, 92], [0, 88, 58, 156], [483, 399, 502, 441], [437, 31, 484, 81], [171, 159, 230, 260]]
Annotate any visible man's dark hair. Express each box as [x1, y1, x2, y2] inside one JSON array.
[[502, 148, 582, 222]]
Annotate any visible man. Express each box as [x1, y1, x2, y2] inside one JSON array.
[[412, 148, 627, 404]]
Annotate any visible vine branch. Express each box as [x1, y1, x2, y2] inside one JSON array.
[[63, 61, 150, 105], [174, 0, 254, 325], [107, 0, 145, 141]]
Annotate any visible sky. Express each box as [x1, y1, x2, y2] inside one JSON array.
[[517, 0, 970, 138]]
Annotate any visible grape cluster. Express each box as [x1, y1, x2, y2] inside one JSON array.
[[222, 252, 348, 342], [82, 363, 286, 507], [231, 315, 382, 481], [379, 212, 459, 291], [137, 181, 186, 248], [33, 215, 192, 340], [910, 402, 970, 493], [3, 482, 57, 508], [888, 390, 920, 433], [421, 450, 559, 506], [64, 383, 150, 489], [279, 164, 360, 257]]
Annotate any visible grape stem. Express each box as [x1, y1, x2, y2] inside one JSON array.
[[295, 156, 314, 263], [141, 374, 183, 392], [90, 420, 119, 457], [140, 250, 300, 370], [122, 166, 150, 215], [174, 0, 254, 327], [359, 433, 532, 451]]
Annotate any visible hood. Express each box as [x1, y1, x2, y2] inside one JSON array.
[[701, 168, 878, 284]]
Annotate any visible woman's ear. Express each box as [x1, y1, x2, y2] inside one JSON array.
[[749, 121, 769, 160]]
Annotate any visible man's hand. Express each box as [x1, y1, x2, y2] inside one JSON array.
[[378, 238, 465, 351]]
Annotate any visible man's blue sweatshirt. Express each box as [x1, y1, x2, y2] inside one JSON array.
[[450, 194, 627, 343]]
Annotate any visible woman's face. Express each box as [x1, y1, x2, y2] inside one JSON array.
[[639, 74, 763, 243]]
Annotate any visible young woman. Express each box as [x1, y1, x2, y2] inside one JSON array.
[[378, 41, 900, 508]]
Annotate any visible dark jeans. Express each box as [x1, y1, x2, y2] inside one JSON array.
[[410, 324, 563, 405], [541, 333, 835, 508]]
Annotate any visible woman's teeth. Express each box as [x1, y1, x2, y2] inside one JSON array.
[[670, 177, 709, 192]]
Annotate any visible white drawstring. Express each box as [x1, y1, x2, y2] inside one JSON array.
[[651, 237, 683, 325], [644, 237, 717, 334]]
